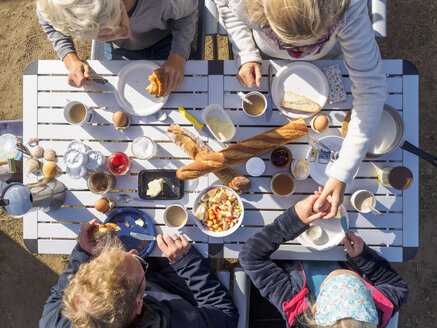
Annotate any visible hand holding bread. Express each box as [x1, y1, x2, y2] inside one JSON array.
[[146, 68, 168, 98], [176, 118, 308, 180]]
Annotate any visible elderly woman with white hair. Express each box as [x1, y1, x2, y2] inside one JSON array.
[[37, 0, 197, 94], [214, 0, 387, 219]]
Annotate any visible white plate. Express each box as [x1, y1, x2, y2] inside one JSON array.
[[192, 185, 244, 237], [296, 204, 348, 251], [115, 61, 168, 117], [306, 136, 344, 186], [272, 62, 328, 119]]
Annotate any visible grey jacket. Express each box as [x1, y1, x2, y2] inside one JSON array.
[[37, 0, 197, 60]]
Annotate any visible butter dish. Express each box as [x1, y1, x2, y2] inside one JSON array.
[[202, 104, 236, 142]]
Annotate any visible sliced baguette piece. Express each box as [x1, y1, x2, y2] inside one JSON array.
[[281, 90, 321, 112]]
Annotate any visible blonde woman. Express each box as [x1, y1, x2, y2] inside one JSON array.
[[39, 219, 238, 327], [36, 0, 198, 94], [239, 192, 408, 327], [214, 0, 387, 219]]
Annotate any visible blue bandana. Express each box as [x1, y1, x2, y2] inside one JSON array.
[[315, 274, 379, 326]]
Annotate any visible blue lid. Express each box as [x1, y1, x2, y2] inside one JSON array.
[[2, 183, 32, 217]]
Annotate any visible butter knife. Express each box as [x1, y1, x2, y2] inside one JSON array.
[[340, 216, 349, 237], [266, 64, 273, 121], [130, 232, 156, 241], [88, 77, 108, 85]]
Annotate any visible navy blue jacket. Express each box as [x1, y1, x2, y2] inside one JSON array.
[[239, 207, 408, 327], [39, 244, 238, 328]]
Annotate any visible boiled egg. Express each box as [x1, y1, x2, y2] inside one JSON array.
[[112, 111, 128, 128], [311, 114, 329, 132], [94, 197, 111, 213]]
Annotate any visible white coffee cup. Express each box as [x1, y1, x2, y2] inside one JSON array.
[[350, 190, 376, 213], [63, 100, 93, 125], [241, 91, 267, 117], [163, 204, 188, 229]]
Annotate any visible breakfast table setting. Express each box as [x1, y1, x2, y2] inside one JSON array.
[[3, 58, 422, 262]]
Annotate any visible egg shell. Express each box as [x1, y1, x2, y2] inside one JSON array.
[[27, 158, 41, 173], [311, 114, 329, 133], [31, 145, 44, 158], [113, 111, 128, 127], [44, 149, 57, 161], [94, 197, 111, 213], [43, 161, 58, 178]]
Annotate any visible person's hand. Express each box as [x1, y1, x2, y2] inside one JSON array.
[[315, 177, 346, 219], [63, 53, 93, 88], [294, 193, 325, 225], [161, 52, 186, 97], [237, 62, 262, 88], [156, 233, 191, 262], [78, 218, 99, 254], [343, 230, 364, 258]]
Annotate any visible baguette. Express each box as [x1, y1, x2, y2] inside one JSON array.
[[281, 90, 321, 112], [176, 118, 308, 180], [167, 124, 251, 194]]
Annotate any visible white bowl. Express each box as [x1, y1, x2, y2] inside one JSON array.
[[192, 185, 244, 237], [202, 104, 236, 142]]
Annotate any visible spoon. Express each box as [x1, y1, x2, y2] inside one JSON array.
[[367, 205, 384, 216], [116, 194, 141, 203], [237, 92, 253, 105]]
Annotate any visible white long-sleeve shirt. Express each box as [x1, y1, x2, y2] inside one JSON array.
[[214, 0, 387, 183]]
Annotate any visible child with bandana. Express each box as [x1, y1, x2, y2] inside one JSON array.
[[239, 190, 408, 327]]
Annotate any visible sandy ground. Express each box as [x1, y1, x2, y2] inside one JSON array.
[[0, 0, 436, 326]]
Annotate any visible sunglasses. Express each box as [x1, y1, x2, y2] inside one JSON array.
[[264, 27, 330, 52], [132, 254, 148, 295]]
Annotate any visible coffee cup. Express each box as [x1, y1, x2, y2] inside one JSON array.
[[270, 172, 296, 197], [163, 204, 188, 229], [242, 91, 267, 117], [350, 190, 376, 213], [87, 171, 116, 194], [64, 100, 93, 125]]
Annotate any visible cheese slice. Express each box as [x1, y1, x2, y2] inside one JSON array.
[[146, 178, 164, 197]]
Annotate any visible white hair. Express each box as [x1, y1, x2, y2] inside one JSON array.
[[37, 0, 122, 39]]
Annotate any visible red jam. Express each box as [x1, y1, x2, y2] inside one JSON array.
[[107, 152, 131, 175]]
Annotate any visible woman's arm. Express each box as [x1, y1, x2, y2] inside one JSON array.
[[213, 0, 262, 66], [327, 0, 387, 183]]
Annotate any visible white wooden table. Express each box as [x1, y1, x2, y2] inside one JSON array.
[[22, 59, 418, 262]]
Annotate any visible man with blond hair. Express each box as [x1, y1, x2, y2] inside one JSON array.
[[36, 0, 197, 93], [39, 219, 238, 327]]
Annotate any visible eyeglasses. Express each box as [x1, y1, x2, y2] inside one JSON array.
[[132, 254, 148, 295], [264, 27, 330, 53]]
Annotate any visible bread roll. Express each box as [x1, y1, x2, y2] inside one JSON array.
[[281, 91, 321, 112], [92, 223, 121, 241], [167, 124, 251, 193], [176, 118, 308, 180], [146, 68, 168, 98]]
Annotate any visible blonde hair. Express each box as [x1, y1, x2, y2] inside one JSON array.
[[243, 0, 350, 44], [36, 0, 122, 39], [298, 306, 378, 328], [61, 234, 140, 328]]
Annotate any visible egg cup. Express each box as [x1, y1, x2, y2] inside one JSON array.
[[310, 113, 330, 133], [114, 111, 131, 131]]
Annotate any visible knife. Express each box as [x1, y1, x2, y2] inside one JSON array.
[[340, 216, 349, 237], [88, 77, 109, 85], [266, 64, 273, 121], [130, 232, 156, 241]]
